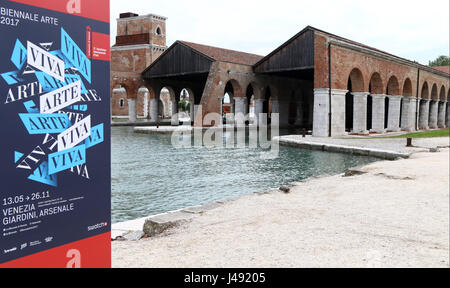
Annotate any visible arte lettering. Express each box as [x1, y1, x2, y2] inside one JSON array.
[[40, 80, 81, 114], [5, 81, 43, 104], [19, 113, 71, 135], [79, 89, 101, 102]]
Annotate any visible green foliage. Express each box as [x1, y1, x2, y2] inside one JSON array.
[[178, 98, 191, 112], [429, 55, 450, 67]]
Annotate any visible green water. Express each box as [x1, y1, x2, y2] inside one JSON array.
[[112, 127, 378, 223]]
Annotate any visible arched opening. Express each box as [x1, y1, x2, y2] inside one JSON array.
[[349, 68, 364, 92], [112, 86, 128, 117], [446, 88, 450, 127], [159, 87, 173, 119], [399, 98, 403, 128], [399, 78, 413, 129], [402, 78, 413, 96], [369, 73, 383, 94], [345, 78, 354, 132], [156, 26, 162, 36], [386, 76, 400, 96], [178, 88, 193, 123], [263, 87, 271, 115], [384, 97, 389, 129], [421, 82, 429, 99], [428, 84, 439, 128], [419, 82, 429, 129], [223, 81, 236, 123], [431, 84, 438, 100], [260, 86, 273, 125], [366, 94, 372, 131], [246, 84, 255, 123], [440, 86, 446, 101], [137, 87, 149, 119]]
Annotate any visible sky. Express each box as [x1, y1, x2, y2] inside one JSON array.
[[110, 0, 449, 65]]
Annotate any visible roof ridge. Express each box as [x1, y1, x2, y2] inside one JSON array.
[[179, 40, 264, 58]]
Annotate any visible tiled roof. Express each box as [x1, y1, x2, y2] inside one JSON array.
[[179, 41, 264, 66], [430, 66, 450, 75]]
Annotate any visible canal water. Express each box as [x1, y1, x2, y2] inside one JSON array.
[[112, 127, 378, 223]]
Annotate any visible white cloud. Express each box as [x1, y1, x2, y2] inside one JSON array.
[[111, 0, 449, 65]]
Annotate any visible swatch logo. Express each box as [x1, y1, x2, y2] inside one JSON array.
[[87, 222, 108, 232]]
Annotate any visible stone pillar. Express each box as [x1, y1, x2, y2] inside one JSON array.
[[387, 96, 402, 132], [401, 97, 417, 131], [312, 88, 347, 137], [279, 100, 290, 128], [371, 94, 386, 133], [171, 100, 179, 126], [234, 97, 246, 126], [295, 100, 303, 126], [352, 92, 369, 134], [437, 102, 446, 128], [428, 100, 439, 129], [128, 98, 136, 122], [149, 98, 158, 122], [234, 97, 246, 116], [254, 99, 264, 126], [190, 100, 195, 122], [419, 100, 430, 130]]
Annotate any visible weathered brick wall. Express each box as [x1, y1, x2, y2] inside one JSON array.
[[314, 33, 449, 99]]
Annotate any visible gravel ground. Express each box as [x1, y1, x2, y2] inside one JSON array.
[[112, 149, 450, 268]]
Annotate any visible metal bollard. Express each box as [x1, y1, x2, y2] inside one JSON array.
[[406, 138, 412, 147]]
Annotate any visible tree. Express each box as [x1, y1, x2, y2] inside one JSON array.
[[429, 55, 450, 67]]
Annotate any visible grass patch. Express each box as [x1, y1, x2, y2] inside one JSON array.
[[392, 129, 450, 138], [375, 129, 450, 139]]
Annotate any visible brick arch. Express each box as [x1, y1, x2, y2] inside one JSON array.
[[402, 78, 413, 96], [386, 76, 400, 95], [439, 86, 446, 101], [224, 79, 243, 98], [421, 82, 429, 99], [348, 68, 364, 92], [431, 84, 438, 100], [262, 84, 279, 100], [161, 86, 176, 100], [369, 72, 383, 94], [141, 85, 157, 99], [182, 88, 195, 102]]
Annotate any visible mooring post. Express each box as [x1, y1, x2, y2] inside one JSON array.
[[407, 138, 413, 147]]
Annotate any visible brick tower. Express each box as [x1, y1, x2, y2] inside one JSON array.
[[111, 12, 168, 118]]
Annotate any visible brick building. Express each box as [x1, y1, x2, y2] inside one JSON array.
[[110, 12, 170, 121], [111, 14, 450, 136]]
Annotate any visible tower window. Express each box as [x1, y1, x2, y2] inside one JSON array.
[[119, 98, 125, 108], [156, 27, 162, 35]]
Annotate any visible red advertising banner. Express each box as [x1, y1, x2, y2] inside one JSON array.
[[9, 0, 110, 22], [0, 233, 111, 268], [0, 0, 111, 268]]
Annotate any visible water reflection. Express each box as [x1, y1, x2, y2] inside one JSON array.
[[112, 127, 377, 223]]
